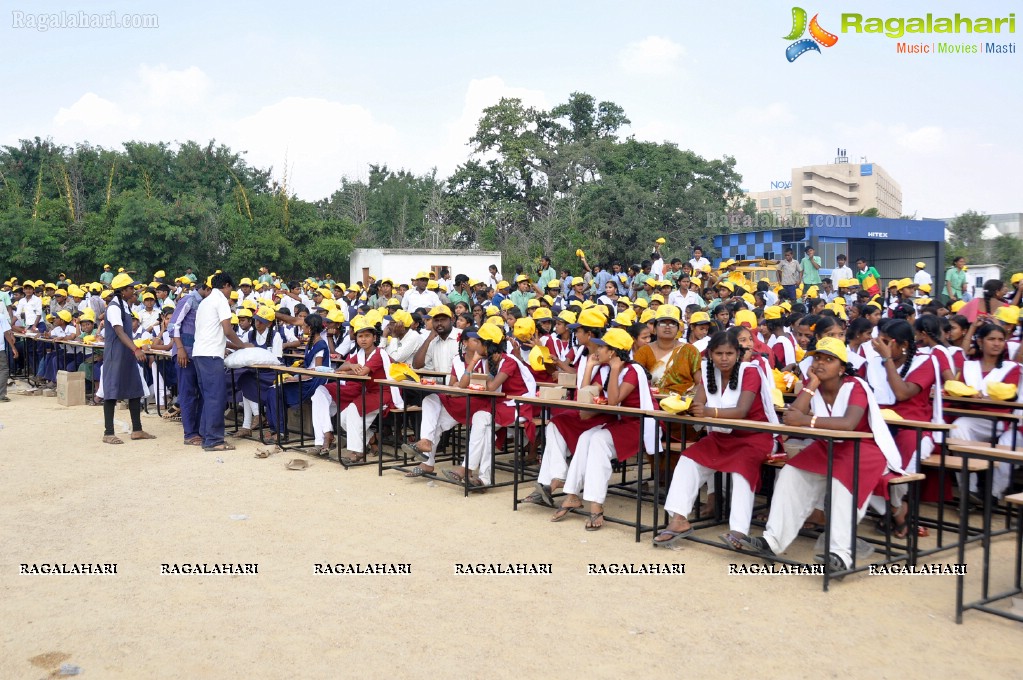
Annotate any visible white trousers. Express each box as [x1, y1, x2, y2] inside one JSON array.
[[150, 363, 166, 406], [664, 456, 754, 535], [538, 422, 570, 486], [338, 402, 377, 454], [951, 416, 1015, 497], [418, 394, 459, 466], [563, 427, 616, 505], [465, 411, 495, 484], [764, 465, 867, 568], [311, 385, 337, 446], [242, 398, 259, 429]]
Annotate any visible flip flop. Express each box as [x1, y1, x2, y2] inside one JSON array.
[[102, 435, 124, 445], [585, 512, 604, 532], [286, 459, 308, 471], [535, 482, 554, 507], [183, 436, 203, 446], [653, 526, 693, 547], [550, 505, 580, 522], [522, 491, 553, 507], [404, 466, 434, 478], [401, 442, 430, 462], [203, 443, 236, 452], [719, 531, 747, 551], [443, 469, 465, 484]]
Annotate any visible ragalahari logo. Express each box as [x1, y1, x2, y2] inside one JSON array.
[[784, 7, 839, 61]]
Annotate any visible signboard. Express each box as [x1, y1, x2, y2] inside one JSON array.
[[770, 180, 792, 189]]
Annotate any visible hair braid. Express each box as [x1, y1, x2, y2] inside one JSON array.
[[899, 336, 917, 379], [705, 359, 718, 395], [728, 362, 740, 391]]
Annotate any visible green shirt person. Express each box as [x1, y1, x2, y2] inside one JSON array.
[[99, 266, 114, 286], [509, 276, 536, 314], [945, 257, 968, 301], [800, 247, 822, 285], [535, 256, 557, 292]]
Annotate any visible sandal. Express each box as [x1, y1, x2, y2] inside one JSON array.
[[585, 512, 605, 531], [404, 466, 434, 478], [535, 482, 554, 507], [183, 436, 203, 446], [102, 435, 124, 445], [521, 491, 553, 507], [443, 469, 466, 484], [131, 431, 156, 440], [203, 443, 236, 452], [367, 433, 380, 455], [654, 526, 694, 547], [550, 503, 581, 522], [339, 451, 366, 469], [233, 428, 253, 439], [735, 535, 775, 557], [719, 530, 748, 551], [401, 442, 431, 462]]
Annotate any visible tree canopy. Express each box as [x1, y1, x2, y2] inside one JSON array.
[[1, 92, 749, 281]]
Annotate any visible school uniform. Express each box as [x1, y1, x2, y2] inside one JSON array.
[[264, 339, 330, 435], [415, 355, 486, 467], [537, 363, 614, 487], [663, 362, 778, 535], [864, 353, 943, 471], [168, 290, 204, 442], [312, 346, 400, 453]]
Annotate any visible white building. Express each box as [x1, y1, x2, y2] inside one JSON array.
[[349, 248, 502, 288]]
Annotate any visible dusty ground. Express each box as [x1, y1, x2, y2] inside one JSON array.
[[1, 384, 1021, 680]]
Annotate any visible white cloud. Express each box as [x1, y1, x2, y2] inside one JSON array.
[[53, 92, 140, 130], [895, 125, 944, 153], [138, 64, 212, 107], [618, 36, 684, 76], [229, 97, 399, 199]]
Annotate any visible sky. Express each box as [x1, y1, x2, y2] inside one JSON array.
[[3, 0, 1020, 219]]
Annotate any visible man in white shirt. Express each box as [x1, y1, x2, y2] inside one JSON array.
[[688, 246, 710, 273], [913, 262, 933, 287], [412, 306, 460, 374], [402, 272, 442, 312], [830, 254, 854, 285], [14, 283, 43, 329], [384, 310, 424, 364], [192, 273, 251, 451]]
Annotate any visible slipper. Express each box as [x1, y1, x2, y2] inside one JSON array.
[[719, 531, 747, 551], [203, 443, 236, 452], [183, 436, 203, 446], [535, 482, 554, 507], [131, 431, 156, 440], [521, 491, 553, 507], [401, 442, 430, 462], [233, 428, 253, 439], [735, 535, 775, 556], [468, 476, 486, 488], [339, 451, 366, 469], [102, 435, 124, 445], [286, 459, 308, 470], [404, 466, 434, 478], [550, 505, 580, 522], [443, 469, 465, 484], [585, 512, 604, 532], [653, 527, 693, 547]]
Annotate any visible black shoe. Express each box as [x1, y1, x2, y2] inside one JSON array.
[[813, 552, 849, 573]]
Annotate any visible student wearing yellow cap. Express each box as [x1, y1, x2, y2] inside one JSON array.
[[656, 328, 780, 548], [39, 309, 80, 388], [402, 272, 442, 313], [264, 313, 330, 445], [148, 307, 178, 409], [100, 272, 156, 444], [737, 337, 903, 572], [548, 328, 658, 530]]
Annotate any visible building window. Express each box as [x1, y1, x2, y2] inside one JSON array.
[[773, 197, 782, 207], [760, 199, 769, 208], [785, 196, 792, 206]]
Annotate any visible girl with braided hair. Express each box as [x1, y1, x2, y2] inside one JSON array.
[[655, 329, 779, 549], [735, 337, 903, 573], [796, 315, 843, 379], [950, 323, 1021, 500], [443, 323, 536, 487], [550, 328, 659, 530], [915, 314, 960, 382]]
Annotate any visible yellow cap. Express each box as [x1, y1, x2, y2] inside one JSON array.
[[80, 309, 96, 323], [597, 328, 634, 351], [485, 315, 504, 327], [513, 317, 536, 341], [572, 307, 609, 329], [1011, 273, 1023, 285], [897, 278, 916, 291], [918, 284, 931, 293], [575, 249, 585, 258], [639, 308, 657, 324], [386, 310, 414, 328], [485, 305, 501, 317], [110, 273, 135, 289], [326, 310, 346, 324], [413, 271, 430, 280], [660, 394, 692, 414], [655, 237, 666, 244], [389, 362, 420, 383], [500, 300, 516, 311], [514, 274, 531, 283], [654, 304, 681, 322], [528, 344, 553, 371], [496, 280, 510, 290], [387, 297, 401, 306], [689, 311, 712, 325], [734, 309, 757, 328], [915, 262, 926, 269], [571, 276, 585, 286], [950, 300, 966, 313], [650, 294, 664, 304], [944, 380, 979, 397], [805, 286, 819, 297], [987, 381, 1018, 401], [426, 280, 439, 290], [632, 298, 648, 309], [557, 310, 577, 325], [428, 305, 452, 318], [809, 336, 848, 363], [613, 308, 638, 327], [526, 299, 540, 309], [763, 306, 783, 320], [255, 307, 275, 323], [56, 310, 72, 323], [531, 308, 553, 320], [239, 277, 252, 286], [994, 305, 1021, 325], [154, 270, 166, 278]]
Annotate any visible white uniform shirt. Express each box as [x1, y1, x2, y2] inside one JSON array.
[[689, 257, 710, 272], [831, 265, 854, 283], [401, 289, 441, 312], [386, 329, 425, 364], [421, 329, 461, 373], [914, 270, 933, 287], [15, 295, 43, 328], [0, 312, 10, 351], [192, 288, 233, 358]]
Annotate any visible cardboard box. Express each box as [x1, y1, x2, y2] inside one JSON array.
[[56, 370, 86, 407], [576, 385, 601, 405], [469, 373, 489, 389], [557, 372, 576, 387], [537, 386, 566, 401]]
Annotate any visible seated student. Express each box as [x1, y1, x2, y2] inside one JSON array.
[[40, 310, 80, 387], [312, 315, 401, 466], [509, 317, 552, 383], [733, 337, 903, 572], [442, 323, 535, 487], [235, 308, 254, 344], [149, 308, 177, 409], [234, 306, 284, 439], [864, 318, 943, 536], [913, 314, 957, 383], [401, 331, 485, 477], [549, 328, 658, 531], [844, 317, 874, 372], [524, 316, 615, 506], [949, 323, 1021, 500], [687, 310, 713, 355], [655, 329, 779, 548], [264, 313, 330, 441], [544, 310, 578, 374], [796, 315, 844, 378]]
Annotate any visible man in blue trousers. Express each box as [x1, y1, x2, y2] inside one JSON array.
[[192, 273, 251, 451], [169, 278, 212, 446]]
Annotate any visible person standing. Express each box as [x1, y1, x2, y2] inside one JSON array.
[[944, 256, 967, 303], [831, 254, 853, 285], [777, 249, 801, 301], [169, 278, 212, 445], [192, 273, 251, 451], [688, 247, 710, 273], [855, 257, 882, 296], [100, 273, 156, 444], [913, 261, 932, 287], [800, 246, 822, 286], [0, 307, 17, 402], [535, 256, 557, 292], [99, 264, 115, 287]]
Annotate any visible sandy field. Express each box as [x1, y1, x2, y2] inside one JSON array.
[[1, 384, 1021, 680]]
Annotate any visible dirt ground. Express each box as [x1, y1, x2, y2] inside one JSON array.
[[1, 386, 1021, 679]]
